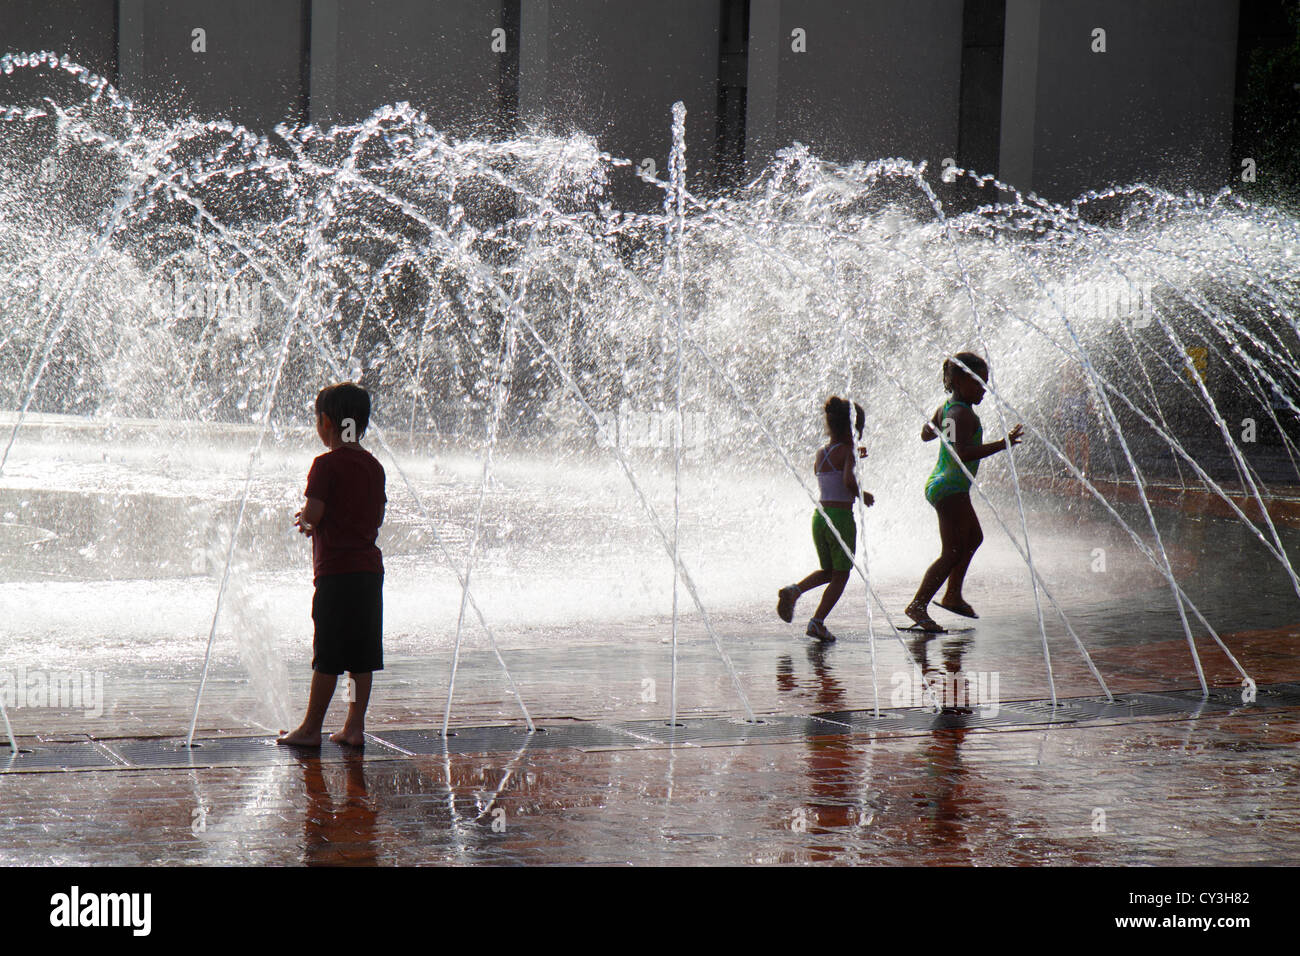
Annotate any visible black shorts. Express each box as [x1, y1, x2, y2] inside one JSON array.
[[312, 572, 383, 675]]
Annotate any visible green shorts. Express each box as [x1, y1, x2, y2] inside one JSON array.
[[812, 506, 856, 572]]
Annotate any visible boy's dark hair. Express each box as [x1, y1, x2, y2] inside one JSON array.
[[943, 352, 988, 392], [824, 396, 865, 439], [316, 382, 371, 438]]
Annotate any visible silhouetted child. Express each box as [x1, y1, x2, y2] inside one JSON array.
[[905, 352, 1022, 632], [278, 382, 387, 748], [776, 397, 874, 642]]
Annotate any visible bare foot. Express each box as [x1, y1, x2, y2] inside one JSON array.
[[276, 727, 322, 747], [329, 728, 365, 747]]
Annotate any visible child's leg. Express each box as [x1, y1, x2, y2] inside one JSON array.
[[801, 509, 848, 595], [329, 672, 372, 747], [795, 569, 832, 593], [807, 506, 855, 625], [779, 512, 840, 621], [812, 570, 851, 621], [908, 495, 969, 612], [277, 670, 339, 746], [796, 509, 839, 595], [940, 500, 983, 606], [778, 570, 824, 622]]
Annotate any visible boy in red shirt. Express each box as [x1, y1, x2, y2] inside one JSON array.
[[278, 382, 386, 748]]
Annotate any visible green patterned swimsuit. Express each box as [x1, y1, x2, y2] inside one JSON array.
[[924, 398, 982, 505]]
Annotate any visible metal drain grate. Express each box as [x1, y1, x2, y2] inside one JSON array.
[[104, 735, 406, 769], [1155, 689, 1250, 712], [922, 706, 1036, 730], [998, 701, 1088, 724], [1067, 694, 1197, 719], [1160, 683, 1300, 710], [1264, 682, 1300, 702], [106, 737, 291, 769], [4, 682, 1298, 772], [377, 725, 549, 756], [812, 710, 913, 733], [1, 740, 122, 771], [618, 715, 816, 747]]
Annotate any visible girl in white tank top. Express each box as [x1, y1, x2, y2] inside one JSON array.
[[815, 442, 857, 504], [775, 397, 875, 643]]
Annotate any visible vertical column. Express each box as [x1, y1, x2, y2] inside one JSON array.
[[1002, 0, 1239, 203], [318, 1, 505, 131], [0, 0, 119, 108], [714, 0, 748, 185], [744, 0, 780, 179], [955, 0, 1005, 209], [123, 1, 309, 129], [308, 0, 339, 126], [116, 0, 145, 100], [521, 1, 720, 209], [518, 0, 549, 125], [745, 1, 964, 173], [997, 0, 1040, 197], [497, 0, 521, 135]]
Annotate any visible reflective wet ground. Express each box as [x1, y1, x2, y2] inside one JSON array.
[[3, 431, 1299, 864], [3, 701, 1297, 865], [2, 619, 1298, 865]]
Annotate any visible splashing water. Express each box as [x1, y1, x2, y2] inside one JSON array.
[[1, 53, 1298, 730]]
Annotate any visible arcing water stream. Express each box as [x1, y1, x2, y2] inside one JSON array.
[[1, 54, 1298, 737]]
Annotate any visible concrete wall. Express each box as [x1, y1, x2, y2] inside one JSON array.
[[119, 0, 309, 130], [311, 0, 513, 132], [0, 0, 117, 101], [746, 0, 966, 174], [520, 0, 721, 207], [0, 0, 118, 176], [957, 0, 1004, 179], [1000, 0, 1240, 201], [0, 0, 1252, 203]]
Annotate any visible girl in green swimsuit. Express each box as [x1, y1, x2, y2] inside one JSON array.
[[905, 352, 1024, 633]]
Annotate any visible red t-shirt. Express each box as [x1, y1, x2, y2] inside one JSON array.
[[304, 446, 386, 581]]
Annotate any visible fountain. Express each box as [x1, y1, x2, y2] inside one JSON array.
[[2, 52, 1298, 748]]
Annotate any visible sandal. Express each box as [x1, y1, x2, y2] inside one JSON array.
[[904, 603, 944, 633], [935, 598, 978, 619], [806, 618, 837, 643]]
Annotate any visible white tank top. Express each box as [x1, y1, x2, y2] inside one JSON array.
[[816, 443, 855, 503]]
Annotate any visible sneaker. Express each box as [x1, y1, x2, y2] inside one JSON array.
[[776, 585, 800, 623], [806, 618, 836, 643]]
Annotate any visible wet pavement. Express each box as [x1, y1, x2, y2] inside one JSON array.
[[2, 428, 1299, 864], [2, 614, 1298, 865], [4, 709, 1298, 866]]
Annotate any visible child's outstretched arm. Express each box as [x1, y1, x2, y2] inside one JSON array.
[[952, 408, 1024, 463]]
